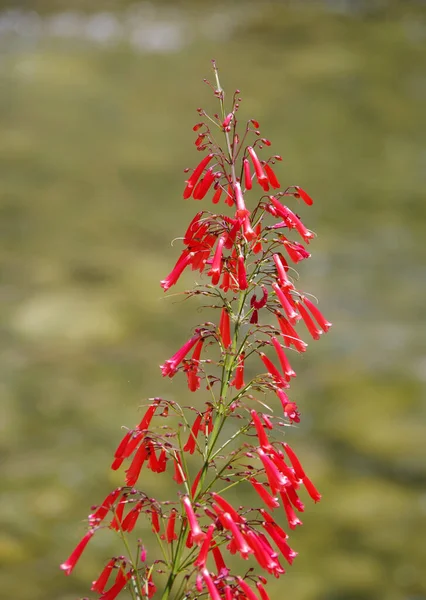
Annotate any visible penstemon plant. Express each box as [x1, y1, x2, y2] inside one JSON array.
[[61, 61, 331, 600]]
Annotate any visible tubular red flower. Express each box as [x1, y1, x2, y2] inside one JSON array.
[[211, 493, 246, 524], [191, 468, 203, 498], [243, 215, 257, 241], [286, 486, 305, 512], [212, 185, 223, 204], [276, 312, 307, 353], [217, 512, 253, 559], [193, 167, 216, 200], [263, 162, 280, 189], [173, 452, 186, 484], [109, 494, 127, 530], [302, 296, 332, 332], [272, 283, 299, 324], [89, 488, 123, 526], [125, 442, 148, 486], [185, 337, 204, 392], [183, 413, 203, 454], [202, 569, 222, 600], [121, 500, 144, 533], [161, 333, 201, 377], [165, 509, 177, 543], [150, 508, 160, 533], [303, 475, 322, 502], [280, 490, 303, 529], [182, 496, 206, 545], [252, 222, 263, 254], [247, 146, 269, 191], [256, 581, 271, 600], [100, 568, 132, 600], [208, 235, 226, 285], [230, 352, 245, 390], [60, 530, 95, 575], [282, 443, 306, 479], [259, 353, 289, 389], [91, 558, 117, 593], [258, 448, 288, 493], [237, 577, 260, 600], [296, 301, 322, 340], [271, 337, 296, 380], [294, 185, 313, 205], [249, 478, 280, 509], [237, 255, 248, 290], [161, 251, 194, 291], [211, 544, 229, 576], [243, 158, 252, 190], [273, 253, 293, 290], [183, 154, 214, 198], [281, 236, 311, 263], [243, 530, 280, 574], [234, 182, 250, 219], [262, 522, 297, 565], [194, 524, 215, 568], [219, 308, 231, 349], [250, 409, 272, 450]]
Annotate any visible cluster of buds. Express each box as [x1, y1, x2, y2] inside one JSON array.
[[61, 62, 331, 600]]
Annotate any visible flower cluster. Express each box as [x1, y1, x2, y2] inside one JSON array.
[[61, 62, 331, 600]]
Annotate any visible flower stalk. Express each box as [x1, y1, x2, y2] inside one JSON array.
[[61, 61, 331, 600]]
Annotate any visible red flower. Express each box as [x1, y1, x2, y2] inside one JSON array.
[[91, 558, 117, 593], [237, 255, 248, 290], [259, 353, 289, 389], [272, 283, 299, 324], [100, 567, 132, 600], [294, 185, 313, 205], [263, 162, 280, 189], [201, 569, 222, 600], [296, 301, 322, 340], [193, 167, 216, 200], [165, 509, 177, 543], [89, 488, 123, 526], [212, 184, 223, 204], [237, 576, 259, 600], [60, 530, 95, 575], [280, 490, 303, 529], [273, 254, 293, 290], [211, 493, 246, 524], [302, 296, 332, 332], [183, 154, 214, 198], [219, 308, 232, 349], [173, 452, 186, 484], [247, 146, 269, 191], [194, 524, 215, 568], [249, 478, 280, 509], [281, 236, 311, 263], [257, 448, 289, 494], [161, 333, 201, 377], [208, 235, 226, 284], [250, 409, 272, 450], [216, 512, 253, 559], [303, 475, 321, 502], [125, 442, 148, 486], [271, 337, 296, 380], [182, 496, 206, 545], [275, 312, 307, 353], [185, 337, 204, 392], [183, 413, 202, 454], [230, 352, 245, 389], [243, 158, 252, 190], [121, 500, 145, 533], [161, 250, 194, 291], [234, 182, 250, 219]]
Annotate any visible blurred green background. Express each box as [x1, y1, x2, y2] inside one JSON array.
[[1, 0, 426, 599]]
